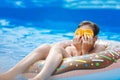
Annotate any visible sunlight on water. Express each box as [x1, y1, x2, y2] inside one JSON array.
[[1, 0, 120, 9], [0, 26, 71, 72]]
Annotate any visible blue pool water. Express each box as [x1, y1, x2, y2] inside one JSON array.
[[57, 68, 120, 80], [0, 0, 120, 80]]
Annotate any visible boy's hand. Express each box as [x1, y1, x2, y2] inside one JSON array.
[[73, 35, 82, 52], [81, 35, 93, 55]]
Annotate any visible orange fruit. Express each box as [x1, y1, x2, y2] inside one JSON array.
[[84, 29, 94, 36], [75, 28, 84, 36], [75, 28, 94, 36]]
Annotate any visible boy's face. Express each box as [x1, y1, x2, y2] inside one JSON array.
[[74, 25, 98, 46]]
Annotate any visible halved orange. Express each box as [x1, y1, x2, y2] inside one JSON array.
[[75, 28, 84, 36], [84, 29, 94, 36], [75, 28, 94, 36]]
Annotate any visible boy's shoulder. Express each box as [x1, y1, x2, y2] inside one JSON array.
[[94, 40, 106, 53]]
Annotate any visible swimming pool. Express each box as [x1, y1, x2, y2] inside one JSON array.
[[0, 19, 120, 80], [0, 0, 120, 80]]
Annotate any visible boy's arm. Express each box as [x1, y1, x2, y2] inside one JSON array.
[[52, 40, 73, 48]]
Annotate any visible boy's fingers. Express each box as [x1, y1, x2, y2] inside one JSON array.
[[90, 36, 93, 42], [76, 35, 79, 42], [82, 36, 84, 41], [85, 35, 88, 41], [74, 36, 77, 41], [87, 35, 89, 40], [78, 35, 81, 41], [82, 36, 85, 41], [84, 35, 86, 41]]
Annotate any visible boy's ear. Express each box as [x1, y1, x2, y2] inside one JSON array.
[[93, 36, 98, 42]]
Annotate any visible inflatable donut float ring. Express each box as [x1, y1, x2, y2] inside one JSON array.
[[23, 40, 120, 78]]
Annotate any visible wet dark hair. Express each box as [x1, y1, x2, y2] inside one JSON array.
[[78, 21, 100, 36]]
